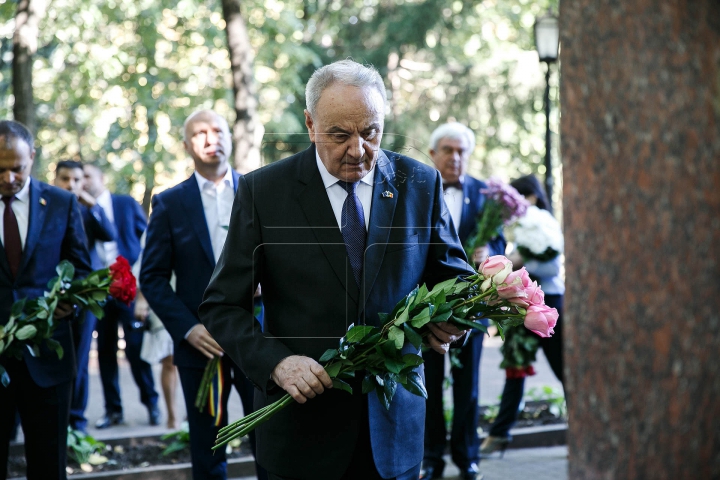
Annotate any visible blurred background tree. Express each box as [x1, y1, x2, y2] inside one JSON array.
[[0, 0, 560, 212]]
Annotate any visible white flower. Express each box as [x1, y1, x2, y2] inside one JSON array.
[[511, 206, 564, 256]]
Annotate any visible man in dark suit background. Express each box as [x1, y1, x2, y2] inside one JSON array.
[[199, 60, 473, 480], [420, 122, 507, 480], [140, 110, 265, 480], [54, 159, 116, 432], [0, 121, 91, 479], [82, 163, 159, 428]]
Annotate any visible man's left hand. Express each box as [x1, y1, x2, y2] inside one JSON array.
[[53, 301, 75, 319], [426, 321, 469, 354]]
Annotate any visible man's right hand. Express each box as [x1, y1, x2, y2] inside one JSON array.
[[187, 324, 224, 359], [77, 190, 97, 208], [271, 355, 333, 404]]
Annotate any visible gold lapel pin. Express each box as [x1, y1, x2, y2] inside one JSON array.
[[381, 191, 394, 199], [40, 198, 47, 206]]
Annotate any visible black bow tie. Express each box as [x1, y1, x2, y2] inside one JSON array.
[[443, 181, 463, 190]]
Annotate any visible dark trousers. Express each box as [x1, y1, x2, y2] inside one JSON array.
[[0, 359, 72, 480], [95, 299, 158, 415], [70, 310, 97, 431], [489, 294, 564, 437], [266, 397, 420, 480], [178, 360, 267, 480], [423, 331, 484, 471]]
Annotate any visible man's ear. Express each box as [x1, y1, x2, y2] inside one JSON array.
[[304, 110, 316, 143]]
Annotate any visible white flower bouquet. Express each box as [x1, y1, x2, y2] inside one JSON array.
[[511, 205, 564, 262]]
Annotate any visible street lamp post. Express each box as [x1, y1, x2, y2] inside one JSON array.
[[534, 10, 559, 213]]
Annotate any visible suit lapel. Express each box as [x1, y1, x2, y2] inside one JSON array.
[[360, 151, 398, 314], [181, 177, 216, 267], [296, 147, 359, 304], [17, 180, 48, 277]]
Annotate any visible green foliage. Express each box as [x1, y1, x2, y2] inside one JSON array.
[[1, 0, 559, 207], [66, 428, 107, 466], [161, 421, 191, 456], [525, 385, 566, 418]]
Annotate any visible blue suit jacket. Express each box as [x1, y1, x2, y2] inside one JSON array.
[[81, 204, 116, 270], [199, 146, 473, 479], [456, 175, 507, 257], [0, 180, 91, 387], [110, 194, 146, 266], [140, 171, 240, 369]]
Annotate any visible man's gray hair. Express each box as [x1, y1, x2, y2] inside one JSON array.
[[305, 59, 387, 116], [429, 122, 476, 154]]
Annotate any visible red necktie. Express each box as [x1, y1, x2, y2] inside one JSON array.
[[2, 196, 22, 279]]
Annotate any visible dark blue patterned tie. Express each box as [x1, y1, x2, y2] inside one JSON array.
[[338, 181, 366, 286]]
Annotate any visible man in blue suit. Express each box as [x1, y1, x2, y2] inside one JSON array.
[[54, 160, 116, 432], [0, 121, 91, 479], [141, 110, 265, 480], [421, 123, 507, 480], [82, 163, 159, 428], [199, 60, 472, 480]]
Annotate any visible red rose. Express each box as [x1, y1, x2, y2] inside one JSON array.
[[108, 256, 137, 305]]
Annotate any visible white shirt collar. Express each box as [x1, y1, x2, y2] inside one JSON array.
[[194, 166, 233, 191], [315, 149, 375, 189], [97, 188, 112, 204], [13, 177, 32, 203]]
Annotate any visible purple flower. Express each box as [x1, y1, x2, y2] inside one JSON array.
[[482, 178, 529, 224]]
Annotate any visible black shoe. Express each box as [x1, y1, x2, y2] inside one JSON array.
[[419, 465, 443, 480], [95, 412, 124, 429], [460, 463, 483, 480], [148, 404, 161, 426]]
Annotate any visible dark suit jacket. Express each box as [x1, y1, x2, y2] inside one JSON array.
[[109, 194, 146, 266], [199, 146, 473, 479], [81, 204, 116, 270], [140, 171, 240, 369], [0, 179, 91, 387]]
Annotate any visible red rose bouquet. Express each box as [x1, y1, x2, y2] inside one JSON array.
[[0, 256, 137, 386]]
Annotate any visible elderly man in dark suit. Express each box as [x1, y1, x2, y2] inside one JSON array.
[[0, 121, 91, 479], [53, 159, 116, 433], [82, 163, 159, 428], [420, 122, 507, 480], [199, 59, 473, 480], [140, 110, 265, 480]]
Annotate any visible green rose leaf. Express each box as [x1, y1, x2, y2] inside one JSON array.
[[404, 371, 428, 399], [345, 325, 374, 344], [46, 338, 64, 360], [382, 373, 398, 405], [388, 326, 404, 350], [91, 290, 108, 302], [402, 353, 423, 369], [87, 302, 104, 319], [402, 323, 422, 349], [392, 307, 409, 327], [10, 298, 26, 320], [15, 325, 37, 341], [409, 307, 432, 329], [362, 374, 376, 394], [383, 357, 405, 374], [324, 362, 342, 378], [319, 348, 339, 363], [332, 378, 353, 394], [56, 260, 75, 282], [376, 385, 391, 410]]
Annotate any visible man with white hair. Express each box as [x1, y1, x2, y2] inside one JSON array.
[[199, 60, 474, 479], [421, 122, 506, 480]]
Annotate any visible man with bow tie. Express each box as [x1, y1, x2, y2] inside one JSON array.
[[420, 122, 507, 480], [140, 110, 265, 480]]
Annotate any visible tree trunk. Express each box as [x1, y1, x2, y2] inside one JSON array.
[[220, 0, 261, 173], [12, 0, 47, 135], [561, 1, 720, 478]]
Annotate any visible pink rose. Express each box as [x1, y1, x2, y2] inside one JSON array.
[[524, 305, 559, 338], [505, 267, 532, 288], [496, 267, 532, 302], [524, 281, 545, 306], [480, 255, 513, 284]]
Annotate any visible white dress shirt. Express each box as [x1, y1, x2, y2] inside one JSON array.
[[0, 177, 31, 249], [315, 151, 374, 230], [95, 189, 120, 267], [194, 168, 235, 263], [443, 176, 465, 232]]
